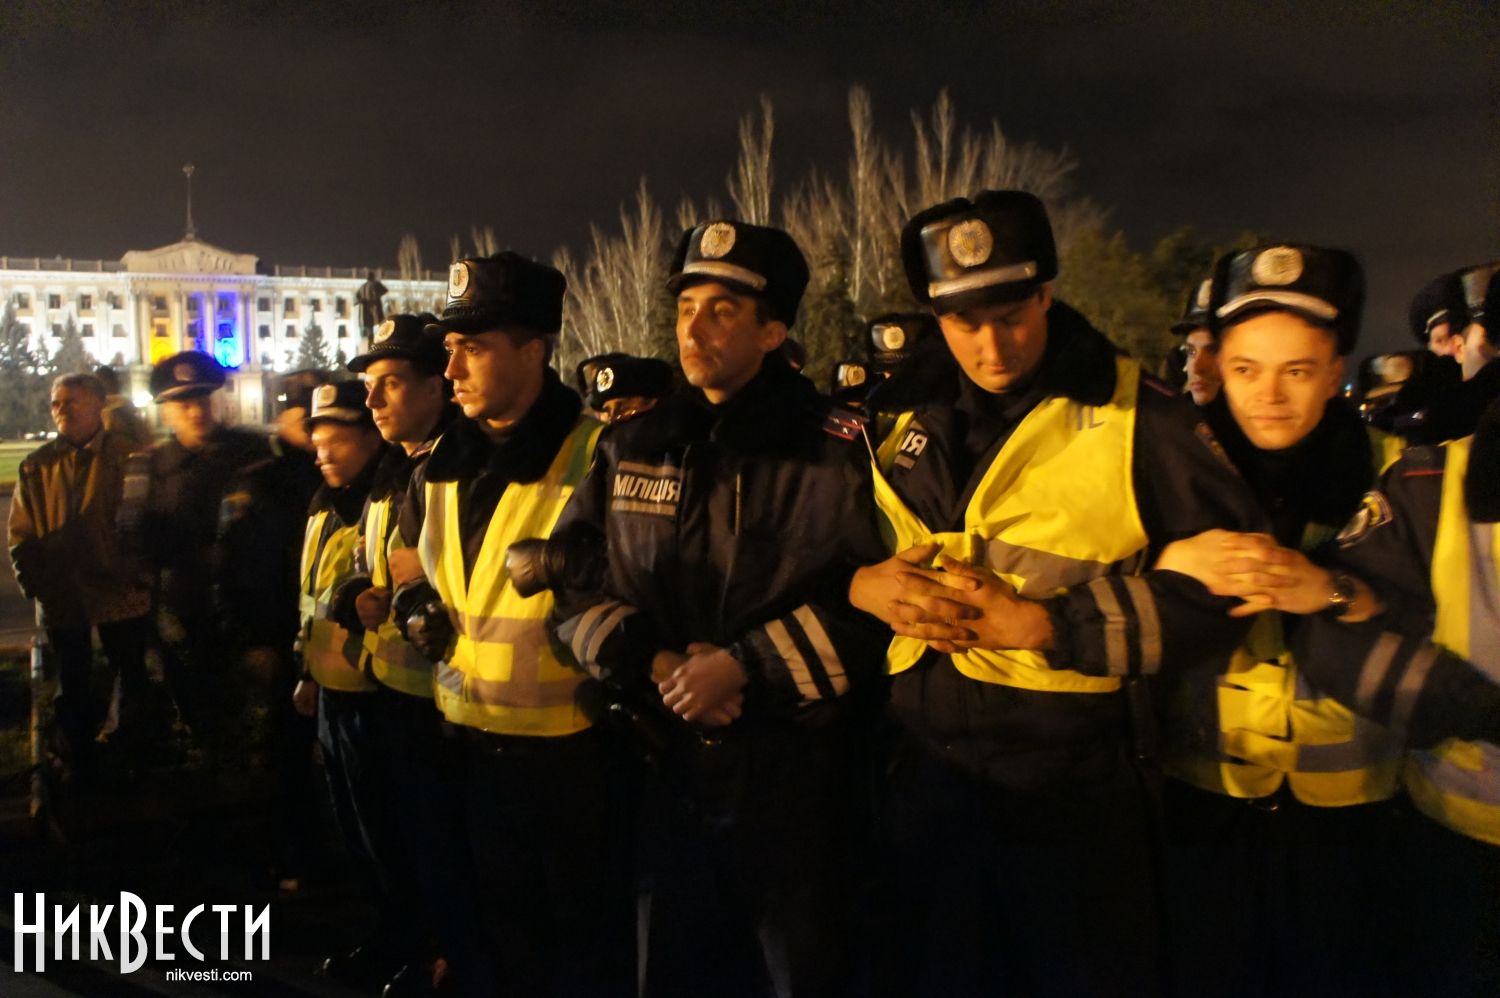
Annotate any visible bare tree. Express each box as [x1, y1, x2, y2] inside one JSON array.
[[448, 234, 462, 264], [727, 95, 775, 225], [470, 225, 500, 257]]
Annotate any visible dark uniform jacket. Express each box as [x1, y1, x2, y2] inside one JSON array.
[[216, 440, 323, 652], [874, 302, 1265, 741], [118, 425, 272, 619], [550, 356, 890, 722], [1291, 439, 1500, 747]]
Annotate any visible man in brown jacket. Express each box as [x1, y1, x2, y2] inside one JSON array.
[[8, 372, 152, 772]]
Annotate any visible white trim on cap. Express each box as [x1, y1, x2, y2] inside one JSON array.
[[1423, 309, 1449, 334], [309, 406, 368, 424], [1216, 291, 1338, 322], [928, 260, 1038, 300], [680, 260, 768, 292]]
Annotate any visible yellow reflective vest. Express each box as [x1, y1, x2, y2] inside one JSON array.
[[417, 417, 601, 735], [1165, 427, 1407, 805], [871, 354, 1147, 694], [358, 494, 434, 698], [1407, 436, 1500, 845], [300, 509, 378, 693]]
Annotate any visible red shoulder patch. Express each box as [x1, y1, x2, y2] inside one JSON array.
[[1140, 374, 1178, 397], [1401, 469, 1445, 478]]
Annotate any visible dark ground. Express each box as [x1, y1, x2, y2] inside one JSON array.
[[0, 489, 382, 996]]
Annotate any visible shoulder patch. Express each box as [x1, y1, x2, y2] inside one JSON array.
[[1193, 421, 1235, 472], [821, 406, 869, 442], [1336, 490, 1394, 547]]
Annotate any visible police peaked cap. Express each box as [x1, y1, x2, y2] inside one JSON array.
[[348, 313, 444, 374], [576, 352, 674, 410], [427, 252, 566, 337], [901, 190, 1059, 313], [866, 312, 938, 370], [1171, 277, 1214, 336], [1446, 261, 1500, 331], [1408, 273, 1453, 346], [666, 220, 809, 327], [1210, 243, 1364, 355], [305, 379, 375, 431], [149, 350, 226, 402]]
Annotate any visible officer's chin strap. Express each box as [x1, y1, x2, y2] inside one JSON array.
[[1467, 397, 1500, 523]]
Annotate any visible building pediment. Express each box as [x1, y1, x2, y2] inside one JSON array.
[[122, 238, 258, 276]]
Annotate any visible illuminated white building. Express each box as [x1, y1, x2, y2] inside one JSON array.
[[0, 237, 446, 418]]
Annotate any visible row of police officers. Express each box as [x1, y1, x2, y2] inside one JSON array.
[[110, 191, 1499, 998]]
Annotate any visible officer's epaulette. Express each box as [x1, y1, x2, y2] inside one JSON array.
[[821, 405, 869, 441], [1140, 372, 1178, 397], [1399, 444, 1447, 479]]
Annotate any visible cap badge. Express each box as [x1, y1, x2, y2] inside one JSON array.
[[448, 262, 471, 298], [313, 384, 337, 409], [840, 364, 867, 387], [1251, 247, 1304, 287], [595, 367, 615, 393], [374, 319, 395, 343], [699, 222, 737, 259], [948, 220, 994, 269], [1194, 279, 1212, 309], [173, 362, 196, 383], [874, 323, 906, 351]]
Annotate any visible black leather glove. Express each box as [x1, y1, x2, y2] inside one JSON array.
[[392, 579, 455, 663], [329, 575, 374, 633], [504, 523, 606, 598]]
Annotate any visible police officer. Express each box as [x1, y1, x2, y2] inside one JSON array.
[[215, 372, 326, 892], [831, 312, 937, 408], [549, 219, 888, 998], [327, 313, 466, 996], [1411, 272, 1458, 358], [847, 191, 1263, 997], [390, 252, 632, 998], [575, 351, 675, 423], [1148, 245, 1410, 997], [118, 350, 271, 752], [291, 380, 406, 991], [1173, 276, 1221, 405], [1292, 396, 1500, 996]]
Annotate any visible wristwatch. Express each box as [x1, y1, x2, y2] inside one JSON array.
[[1323, 572, 1357, 619]]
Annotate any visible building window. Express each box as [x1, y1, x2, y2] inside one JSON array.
[[152, 296, 167, 312], [112, 324, 127, 338], [80, 294, 93, 310], [257, 297, 271, 312], [337, 324, 348, 339], [286, 324, 298, 338], [14, 292, 30, 309], [51, 323, 62, 336], [81, 323, 93, 337], [258, 324, 271, 339], [336, 297, 348, 318], [105, 292, 119, 309], [217, 294, 235, 313], [309, 298, 321, 313], [284, 297, 296, 313], [187, 297, 200, 315], [48, 294, 61, 309]]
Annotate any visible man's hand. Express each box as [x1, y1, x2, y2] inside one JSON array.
[[1155, 530, 1369, 618], [356, 586, 393, 631], [850, 542, 982, 644], [659, 642, 748, 724], [886, 556, 1053, 652], [292, 678, 318, 718], [388, 548, 424, 588]]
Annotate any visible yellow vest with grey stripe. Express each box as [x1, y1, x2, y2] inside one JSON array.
[[1406, 436, 1500, 845], [300, 509, 378, 693], [872, 354, 1148, 693], [359, 495, 434, 698], [1165, 427, 1407, 805], [417, 417, 602, 735]]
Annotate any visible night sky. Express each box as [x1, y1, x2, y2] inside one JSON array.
[[1, 0, 1494, 359]]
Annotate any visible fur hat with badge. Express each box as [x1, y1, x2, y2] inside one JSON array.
[[149, 350, 226, 403], [304, 380, 376, 432], [575, 352, 675, 412], [426, 253, 566, 338], [667, 220, 809, 327], [901, 190, 1059, 314], [1172, 277, 1214, 336], [1209, 243, 1364, 355], [349, 313, 444, 374]]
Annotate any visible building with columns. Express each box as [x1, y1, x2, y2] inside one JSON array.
[[0, 237, 446, 423]]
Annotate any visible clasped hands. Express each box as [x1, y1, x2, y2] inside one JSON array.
[[1155, 529, 1372, 618], [848, 542, 1053, 654], [655, 644, 746, 728]]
